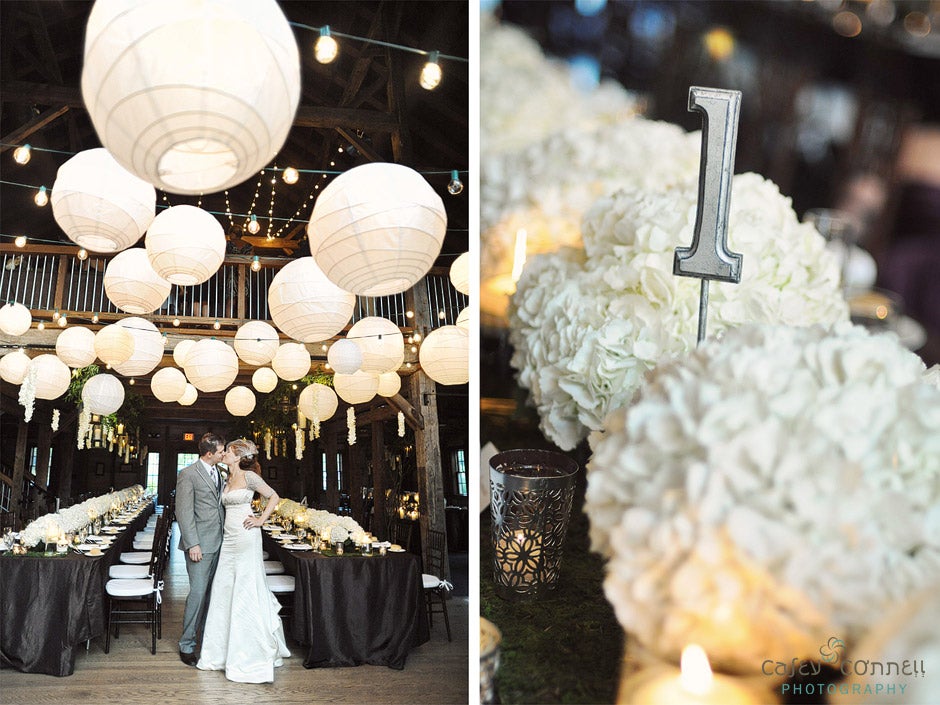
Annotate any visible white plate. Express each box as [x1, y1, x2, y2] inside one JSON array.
[[76, 544, 104, 554], [286, 543, 312, 551], [388, 547, 406, 553]]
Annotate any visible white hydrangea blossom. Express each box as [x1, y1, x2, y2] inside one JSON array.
[[509, 173, 849, 449], [273, 499, 364, 540], [347, 407, 356, 446], [585, 323, 940, 674], [19, 485, 143, 547]]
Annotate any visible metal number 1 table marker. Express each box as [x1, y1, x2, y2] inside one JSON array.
[[673, 86, 744, 345]]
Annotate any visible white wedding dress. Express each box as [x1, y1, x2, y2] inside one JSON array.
[[197, 472, 290, 682]]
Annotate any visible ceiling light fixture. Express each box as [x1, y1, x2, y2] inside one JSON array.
[[420, 51, 442, 90], [251, 256, 262, 272], [447, 170, 464, 195], [34, 186, 49, 207], [315, 25, 339, 64], [282, 166, 299, 184], [13, 144, 31, 165], [247, 214, 261, 234]]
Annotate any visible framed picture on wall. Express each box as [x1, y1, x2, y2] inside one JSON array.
[[95, 462, 104, 476]]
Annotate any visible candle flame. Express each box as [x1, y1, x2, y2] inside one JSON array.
[[680, 644, 713, 696], [511, 229, 528, 283]]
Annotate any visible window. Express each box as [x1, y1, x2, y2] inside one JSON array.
[[27, 447, 38, 476], [146, 452, 160, 496], [336, 452, 344, 490], [177, 453, 198, 473], [454, 449, 467, 496], [321, 452, 328, 491]]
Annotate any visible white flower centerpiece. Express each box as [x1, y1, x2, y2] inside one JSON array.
[[272, 499, 368, 545], [509, 172, 849, 450], [585, 323, 940, 675], [18, 485, 143, 547]]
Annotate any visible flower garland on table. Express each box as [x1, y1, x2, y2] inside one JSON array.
[[397, 411, 405, 438], [272, 499, 369, 545], [18, 485, 144, 548], [347, 407, 356, 446], [585, 323, 940, 675], [509, 172, 849, 450], [51, 408, 60, 432], [18, 364, 37, 423]]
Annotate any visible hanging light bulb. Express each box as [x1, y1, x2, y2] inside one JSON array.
[[420, 51, 442, 90], [14, 235, 27, 248], [172, 317, 181, 327], [315, 25, 339, 64], [12, 144, 31, 165], [58, 314, 68, 327], [37, 321, 45, 331], [92, 312, 99, 323], [213, 320, 221, 330], [247, 214, 261, 234], [34, 186, 49, 207], [282, 167, 299, 184], [77, 248, 89, 261], [128, 378, 136, 385], [413, 332, 422, 342], [251, 256, 262, 272], [406, 310, 414, 319], [447, 170, 464, 195]]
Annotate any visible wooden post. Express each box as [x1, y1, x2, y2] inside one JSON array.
[[55, 432, 76, 506], [10, 420, 29, 521], [325, 430, 339, 512], [349, 433, 364, 524], [371, 420, 386, 537]]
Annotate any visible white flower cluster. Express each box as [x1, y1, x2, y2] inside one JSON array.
[[51, 408, 60, 432], [347, 407, 356, 446], [294, 426, 304, 461], [509, 173, 849, 450], [18, 364, 37, 423], [264, 428, 272, 460], [19, 485, 143, 547], [398, 411, 405, 438], [76, 405, 91, 450], [273, 499, 365, 543], [585, 323, 940, 674]]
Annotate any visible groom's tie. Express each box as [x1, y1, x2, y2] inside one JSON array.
[[213, 465, 221, 493]]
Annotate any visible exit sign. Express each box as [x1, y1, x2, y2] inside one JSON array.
[[183, 432, 195, 441]]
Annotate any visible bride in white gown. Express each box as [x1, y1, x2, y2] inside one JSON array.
[[197, 438, 290, 683]]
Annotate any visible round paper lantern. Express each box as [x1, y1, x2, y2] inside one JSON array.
[[327, 339, 362, 375], [234, 320, 279, 365], [173, 339, 195, 367], [297, 383, 338, 421], [145, 206, 226, 285], [55, 326, 97, 368], [332, 370, 379, 405], [456, 306, 471, 330], [183, 338, 239, 393], [81, 0, 300, 195], [0, 301, 32, 336], [0, 350, 31, 385], [104, 248, 171, 314], [150, 367, 187, 402], [267, 257, 355, 342], [50, 148, 155, 253], [178, 383, 198, 406], [113, 318, 164, 377], [376, 371, 402, 398], [95, 324, 135, 365], [81, 373, 125, 414], [419, 325, 469, 385], [307, 163, 447, 296], [224, 386, 256, 416], [29, 354, 72, 400], [347, 317, 404, 373], [251, 367, 278, 393], [450, 251, 470, 295], [271, 342, 310, 381]]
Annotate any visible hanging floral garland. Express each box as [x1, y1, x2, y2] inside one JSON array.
[[264, 428, 273, 460], [18, 364, 37, 422], [397, 411, 405, 438], [347, 407, 356, 445], [51, 408, 60, 433], [76, 405, 91, 450], [295, 425, 304, 460]]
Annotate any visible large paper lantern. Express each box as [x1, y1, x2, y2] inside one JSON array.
[[327, 339, 362, 375], [376, 371, 402, 398], [55, 326, 97, 368], [183, 338, 239, 393], [81, 373, 125, 414], [347, 317, 404, 373], [267, 257, 355, 342], [419, 325, 469, 385], [224, 386, 256, 416], [173, 339, 195, 367], [81, 0, 300, 195], [113, 318, 164, 377], [30, 354, 72, 400], [297, 383, 338, 421], [145, 206, 226, 285], [95, 324, 135, 365], [251, 367, 278, 393], [332, 370, 379, 405], [0, 350, 31, 384], [151, 367, 187, 402], [307, 163, 447, 296], [0, 301, 32, 336], [271, 342, 310, 381], [456, 306, 471, 330], [178, 383, 198, 406], [104, 248, 171, 314], [450, 252, 470, 295], [50, 148, 155, 253], [234, 320, 279, 365]]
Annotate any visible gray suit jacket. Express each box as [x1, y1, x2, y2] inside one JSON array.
[[175, 460, 225, 553]]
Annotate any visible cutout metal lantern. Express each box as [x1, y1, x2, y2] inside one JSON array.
[[298, 382, 338, 421], [418, 325, 469, 385], [224, 386, 256, 416], [271, 342, 310, 381], [104, 248, 172, 314], [81, 373, 125, 415], [268, 256, 355, 343], [0, 301, 32, 336], [184, 338, 239, 393], [145, 205, 226, 285], [333, 370, 379, 405], [234, 320, 279, 365], [347, 316, 404, 374], [81, 0, 300, 195], [251, 366, 278, 393], [112, 317, 164, 377], [150, 367, 187, 402], [55, 326, 97, 368], [0, 350, 31, 385], [95, 324, 136, 366]]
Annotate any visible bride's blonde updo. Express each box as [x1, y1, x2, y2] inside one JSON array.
[[227, 438, 259, 471]]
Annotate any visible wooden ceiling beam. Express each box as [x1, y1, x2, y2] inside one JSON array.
[[0, 104, 69, 152]]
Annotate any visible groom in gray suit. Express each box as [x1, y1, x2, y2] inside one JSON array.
[[175, 432, 226, 666]]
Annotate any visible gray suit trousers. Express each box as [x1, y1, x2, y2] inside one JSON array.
[[179, 549, 220, 653]]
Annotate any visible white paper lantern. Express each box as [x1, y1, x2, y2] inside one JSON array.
[[268, 257, 355, 342], [28, 354, 71, 401], [332, 370, 379, 405], [0, 301, 32, 336], [376, 371, 402, 398], [307, 163, 447, 296], [55, 326, 97, 368], [81, 0, 300, 195], [0, 350, 31, 384], [81, 373, 125, 414], [145, 205, 226, 285], [113, 317, 164, 377], [271, 342, 310, 381], [178, 383, 198, 406], [224, 386, 256, 416], [234, 320, 279, 365], [50, 148, 155, 253], [450, 251, 470, 295], [104, 248, 171, 314], [151, 367, 187, 402], [419, 325, 469, 385], [347, 317, 404, 374], [297, 383, 338, 421], [183, 338, 239, 393], [327, 339, 362, 375], [95, 324, 136, 365], [173, 339, 196, 367], [456, 306, 471, 330], [251, 367, 279, 393]]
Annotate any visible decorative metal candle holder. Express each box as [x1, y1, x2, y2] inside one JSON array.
[[489, 449, 578, 600]]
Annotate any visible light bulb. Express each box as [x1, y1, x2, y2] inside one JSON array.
[[410, 345, 418, 353], [13, 144, 31, 165], [321, 344, 328, 352], [14, 235, 26, 248], [438, 310, 446, 320], [37, 321, 45, 331], [413, 332, 422, 342], [128, 378, 135, 385], [172, 317, 180, 327], [282, 167, 299, 184], [447, 170, 464, 195], [420, 51, 442, 90], [251, 256, 262, 272], [77, 248, 88, 261], [92, 312, 99, 323], [291, 383, 298, 390], [315, 26, 339, 64], [58, 315, 67, 327], [247, 215, 260, 234], [34, 186, 49, 207], [213, 320, 221, 330], [405, 310, 414, 319]]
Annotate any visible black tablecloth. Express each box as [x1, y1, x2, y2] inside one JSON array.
[[0, 503, 153, 676], [265, 536, 429, 670]]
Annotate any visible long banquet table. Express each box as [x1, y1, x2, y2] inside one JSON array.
[[0, 503, 153, 676], [264, 533, 430, 670]]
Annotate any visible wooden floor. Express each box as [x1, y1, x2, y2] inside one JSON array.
[[1, 524, 469, 705]]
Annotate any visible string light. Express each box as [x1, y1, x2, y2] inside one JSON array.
[[58, 314, 67, 327], [12, 144, 31, 165], [251, 256, 262, 272], [247, 214, 261, 234], [213, 320, 221, 330], [406, 310, 414, 319], [14, 235, 26, 247], [92, 312, 99, 323], [34, 185, 49, 206], [37, 321, 45, 331], [172, 317, 181, 327], [420, 51, 442, 90], [447, 170, 463, 195], [128, 378, 135, 385], [77, 248, 88, 261], [315, 25, 339, 64], [282, 167, 299, 184]]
